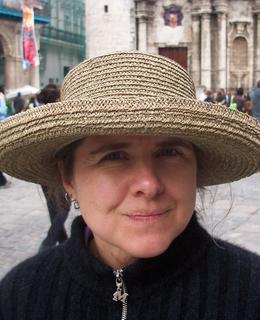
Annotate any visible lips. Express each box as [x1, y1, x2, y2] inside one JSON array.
[[126, 209, 169, 221]]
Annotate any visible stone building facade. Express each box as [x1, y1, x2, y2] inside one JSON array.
[[0, 2, 47, 90], [86, 0, 260, 92], [0, 0, 85, 91], [39, 0, 85, 87]]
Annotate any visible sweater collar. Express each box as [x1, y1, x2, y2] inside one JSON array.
[[64, 213, 212, 295]]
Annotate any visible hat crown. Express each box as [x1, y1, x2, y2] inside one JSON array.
[[61, 52, 196, 101]]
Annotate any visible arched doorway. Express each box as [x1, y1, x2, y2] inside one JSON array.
[[0, 40, 5, 87], [230, 36, 249, 89]]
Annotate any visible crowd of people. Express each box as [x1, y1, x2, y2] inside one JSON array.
[[0, 84, 69, 252], [198, 83, 260, 120], [0, 84, 60, 187]]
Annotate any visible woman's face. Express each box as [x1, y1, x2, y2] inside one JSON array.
[[62, 135, 197, 268]]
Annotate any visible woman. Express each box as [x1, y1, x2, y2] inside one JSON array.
[[204, 89, 215, 103], [0, 52, 259, 319]]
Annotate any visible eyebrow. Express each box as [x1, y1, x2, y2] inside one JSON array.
[[88, 139, 192, 155], [88, 143, 130, 155]]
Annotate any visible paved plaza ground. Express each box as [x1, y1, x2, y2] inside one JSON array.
[[0, 173, 260, 280]]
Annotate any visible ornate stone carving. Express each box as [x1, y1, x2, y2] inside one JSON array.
[[214, 0, 228, 14], [200, 0, 212, 14], [229, 21, 250, 38]]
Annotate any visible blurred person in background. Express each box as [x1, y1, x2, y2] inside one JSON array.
[[13, 92, 25, 114], [204, 89, 215, 103], [215, 88, 227, 105], [251, 80, 260, 120], [27, 96, 39, 110], [37, 84, 70, 251], [235, 87, 246, 113], [0, 86, 10, 188]]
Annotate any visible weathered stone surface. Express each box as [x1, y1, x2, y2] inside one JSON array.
[[86, 0, 259, 91]]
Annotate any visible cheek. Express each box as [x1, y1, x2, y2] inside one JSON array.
[[163, 160, 197, 204], [74, 171, 127, 213]]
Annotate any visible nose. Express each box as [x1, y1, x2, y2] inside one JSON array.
[[130, 162, 164, 198]]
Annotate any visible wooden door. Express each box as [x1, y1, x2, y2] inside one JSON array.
[[159, 47, 188, 70]]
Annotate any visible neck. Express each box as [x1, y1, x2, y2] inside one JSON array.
[[89, 238, 137, 270]]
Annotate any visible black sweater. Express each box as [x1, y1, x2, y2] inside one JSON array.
[[0, 215, 260, 320]]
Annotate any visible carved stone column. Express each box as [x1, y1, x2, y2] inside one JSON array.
[[201, 13, 211, 87], [4, 56, 22, 89], [136, 0, 148, 52], [217, 13, 227, 89], [255, 12, 260, 81], [191, 14, 200, 86], [252, 0, 260, 84], [138, 15, 148, 52], [4, 56, 14, 90], [215, 1, 227, 90]]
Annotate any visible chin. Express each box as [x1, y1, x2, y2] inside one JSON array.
[[129, 237, 173, 259]]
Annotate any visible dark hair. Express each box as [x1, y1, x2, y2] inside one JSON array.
[[55, 139, 83, 180], [37, 84, 60, 104], [236, 87, 244, 96], [47, 139, 83, 206]]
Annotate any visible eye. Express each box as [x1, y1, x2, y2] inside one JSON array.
[[101, 151, 128, 161], [155, 147, 179, 157]]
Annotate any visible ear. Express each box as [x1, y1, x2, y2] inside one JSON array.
[[58, 160, 76, 197]]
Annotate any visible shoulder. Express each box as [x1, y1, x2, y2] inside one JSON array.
[[207, 238, 260, 282], [0, 246, 66, 311], [210, 237, 260, 262]]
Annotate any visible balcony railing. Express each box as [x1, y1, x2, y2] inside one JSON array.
[[40, 26, 84, 45]]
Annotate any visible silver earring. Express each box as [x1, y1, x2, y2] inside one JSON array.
[[65, 192, 70, 203], [71, 198, 80, 209], [65, 193, 79, 209]]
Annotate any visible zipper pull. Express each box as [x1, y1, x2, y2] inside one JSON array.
[[113, 269, 128, 303]]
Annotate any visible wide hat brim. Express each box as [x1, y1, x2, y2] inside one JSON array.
[[0, 96, 259, 187]]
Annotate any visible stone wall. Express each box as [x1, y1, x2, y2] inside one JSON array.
[[0, 19, 40, 90], [84, 0, 260, 91], [86, 0, 136, 57]]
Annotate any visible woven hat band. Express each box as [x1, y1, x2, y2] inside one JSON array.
[[61, 52, 196, 101]]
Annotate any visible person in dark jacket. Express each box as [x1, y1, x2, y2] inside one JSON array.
[[0, 52, 259, 319], [204, 89, 215, 103], [13, 92, 25, 113], [251, 80, 260, 120], [36, 84, 70, 252], [0, 86, 10, 188], [235, 87, 246, 113]]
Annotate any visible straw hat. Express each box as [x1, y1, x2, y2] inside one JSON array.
[[0, 52, 259, 187]]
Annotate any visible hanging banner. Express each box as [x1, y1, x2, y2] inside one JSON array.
[[21, 4, 39, 69]]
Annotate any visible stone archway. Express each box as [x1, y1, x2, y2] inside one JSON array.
[[230, 36, 249, 89], [0, 32, 13, 90]]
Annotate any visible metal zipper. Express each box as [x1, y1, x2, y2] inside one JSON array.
[[113, 269, 128, 320]]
